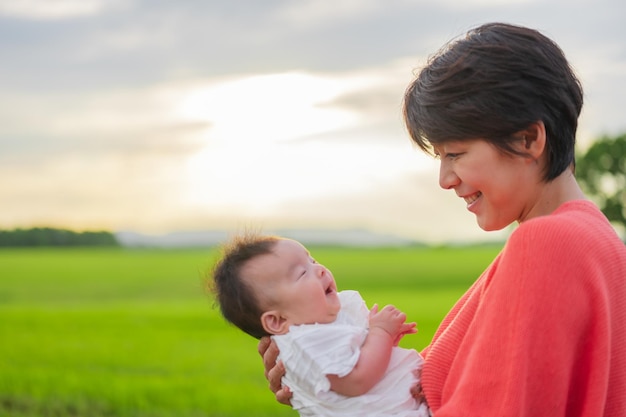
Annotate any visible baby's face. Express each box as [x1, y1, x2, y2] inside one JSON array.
[[243, 239, 340, 331]]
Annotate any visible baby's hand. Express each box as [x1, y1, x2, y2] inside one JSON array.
[[369, 304, 417, 345]]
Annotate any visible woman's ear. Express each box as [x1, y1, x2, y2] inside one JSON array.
[[517, 120, 547, 159], [261, 311, 290, 335]]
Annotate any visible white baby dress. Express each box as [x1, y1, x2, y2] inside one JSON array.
[[272, 290, 430, 417]]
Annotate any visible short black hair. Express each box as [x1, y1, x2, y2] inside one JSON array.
[[403, 22, 583, 180]]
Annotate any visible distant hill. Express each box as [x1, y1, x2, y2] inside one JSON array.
[[115, 229, 422, 248]]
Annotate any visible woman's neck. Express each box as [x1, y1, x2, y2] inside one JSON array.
[[522, 168, 586, 222]]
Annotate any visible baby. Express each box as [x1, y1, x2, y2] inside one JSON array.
[[210, 233, 430, 417]]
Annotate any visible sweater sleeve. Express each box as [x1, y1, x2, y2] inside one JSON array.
[[432, 216, 605, 417]]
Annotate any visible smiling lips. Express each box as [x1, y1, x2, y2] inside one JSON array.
[[463, 191, 482, 207]]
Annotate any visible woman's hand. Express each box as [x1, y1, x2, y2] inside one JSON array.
[[410, 367, 427, 403], [258, 336, 292, 406]]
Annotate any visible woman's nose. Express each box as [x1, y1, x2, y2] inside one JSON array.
[[438, 160, 460, 190]]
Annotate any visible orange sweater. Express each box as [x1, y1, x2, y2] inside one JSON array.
[[421, 200, 626, 417]]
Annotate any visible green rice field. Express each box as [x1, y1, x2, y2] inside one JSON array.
[[0, 244, 502, 417]]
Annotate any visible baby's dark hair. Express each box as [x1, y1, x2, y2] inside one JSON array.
[[210, 233, 280, 339]]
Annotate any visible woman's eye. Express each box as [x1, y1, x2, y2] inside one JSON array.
[[434, 152, 461, 160]]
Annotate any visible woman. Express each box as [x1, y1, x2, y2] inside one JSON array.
[[259, 22, 626, 416]]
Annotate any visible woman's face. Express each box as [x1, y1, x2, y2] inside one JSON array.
[[433, 139, 541, 231]]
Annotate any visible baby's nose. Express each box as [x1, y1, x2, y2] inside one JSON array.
[[316, 265, 326, 277]]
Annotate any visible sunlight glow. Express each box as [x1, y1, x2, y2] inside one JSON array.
[[184, 136, 435, 215], [176, 72, 371, 146], [179, 71, 394, 211]]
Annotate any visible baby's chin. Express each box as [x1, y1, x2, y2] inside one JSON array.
[[328, 293, 341, 314]]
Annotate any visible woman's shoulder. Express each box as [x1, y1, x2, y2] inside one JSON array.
[[512, 200, 613, 244], [505, 199, 625, 269]]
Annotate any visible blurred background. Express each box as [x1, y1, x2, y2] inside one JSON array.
[[1, 0, 625, 245], [1, 3, 625, 416]]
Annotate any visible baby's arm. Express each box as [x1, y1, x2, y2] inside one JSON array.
[[327, 304, 416, 397]]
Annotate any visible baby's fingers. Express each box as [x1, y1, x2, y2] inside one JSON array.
[[369, 304, 379, 317], [401, 322, 418, 335]]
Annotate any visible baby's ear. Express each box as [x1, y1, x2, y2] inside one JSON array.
[[261, 311, 289, 335]]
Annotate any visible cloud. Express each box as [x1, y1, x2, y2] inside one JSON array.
[[0, 82, 212, 166], [0, 0, 115, 20], [321, 58, 420, 120], [272, 0, 385, 28]]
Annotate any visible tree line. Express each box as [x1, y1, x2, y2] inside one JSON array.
[[0, 227, 119, 247], [576, 132, 626, 234]]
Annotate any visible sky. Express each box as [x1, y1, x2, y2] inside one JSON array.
[[1, 0, 625, 244]]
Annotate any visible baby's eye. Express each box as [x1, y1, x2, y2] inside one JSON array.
[[295, 268, 307, 280], [310, 257, 318, 264]]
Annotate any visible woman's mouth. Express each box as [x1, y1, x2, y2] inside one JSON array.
[[464, 192, 482, 208]]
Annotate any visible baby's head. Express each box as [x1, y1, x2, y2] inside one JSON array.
[[211, 234, 340, 339]]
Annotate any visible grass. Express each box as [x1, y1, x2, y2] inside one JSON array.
[[0, 244, 501, 416]]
